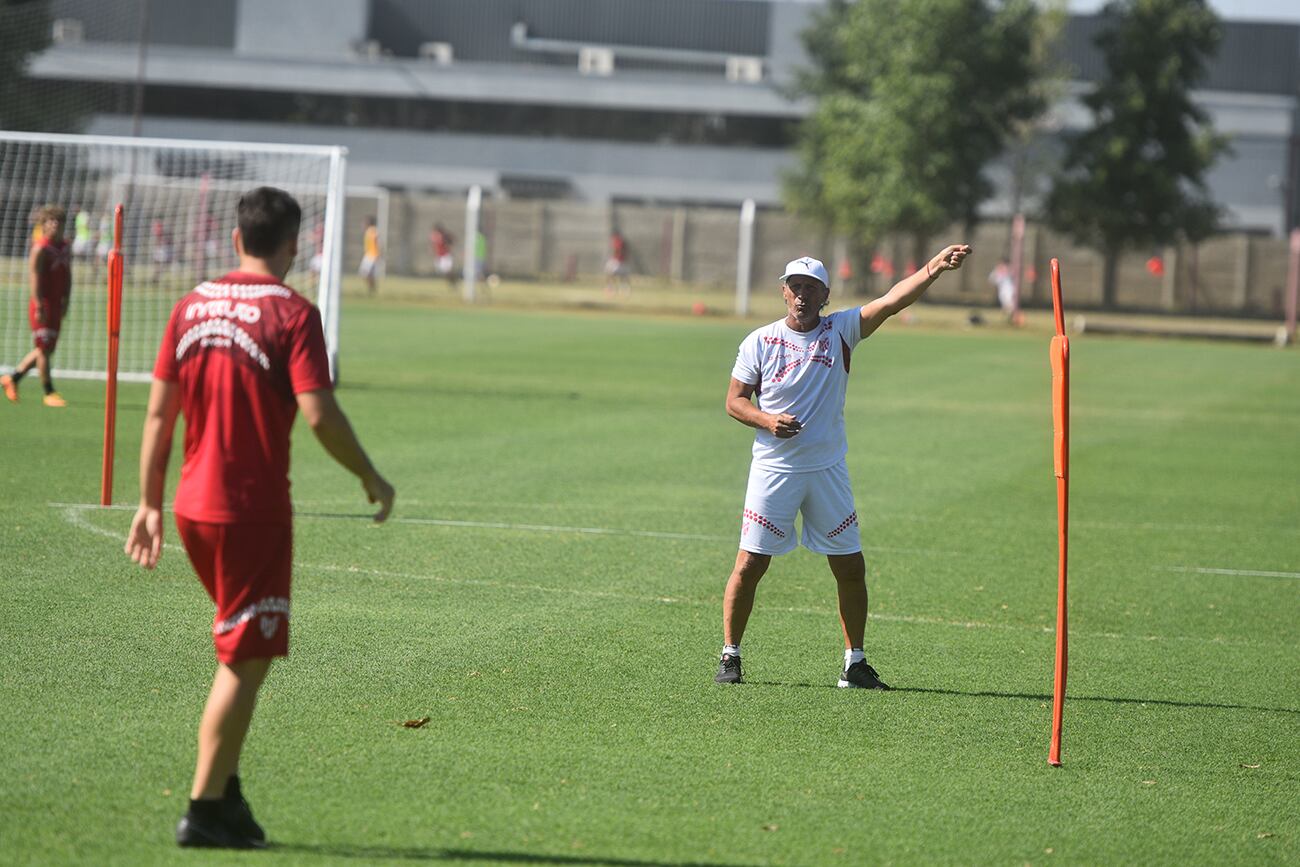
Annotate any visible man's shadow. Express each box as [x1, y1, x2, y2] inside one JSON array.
[[746, 681, 1299, 715]]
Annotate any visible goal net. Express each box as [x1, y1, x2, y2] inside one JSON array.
[[0, 131, 346, 382]]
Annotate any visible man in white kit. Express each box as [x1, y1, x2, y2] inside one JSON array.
[[716, 245, 970, 687]]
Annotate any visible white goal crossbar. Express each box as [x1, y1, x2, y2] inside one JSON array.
[[0, 130, 347, 382]]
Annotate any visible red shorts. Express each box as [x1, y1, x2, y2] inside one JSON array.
[[176, 516, 293, 664], [28, 300, 62, 353]]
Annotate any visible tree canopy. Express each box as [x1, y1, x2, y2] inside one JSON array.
[[785, 0, 1045, 251], [1046, 0, 1227, 305]]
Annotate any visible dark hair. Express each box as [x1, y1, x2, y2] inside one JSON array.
[[37, 204, 67, 224], [237, 187, 301, 257]]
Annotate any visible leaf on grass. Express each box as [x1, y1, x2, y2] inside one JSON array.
[[1257, 833, 1274, 839], [1239, 763, 1261, 769], [762, 824, 779, 832], [402, 716, 430, 728], [1141, 780, 1156, 785]]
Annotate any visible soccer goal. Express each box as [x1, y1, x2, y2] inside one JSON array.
[[0, 131, 347, 382]]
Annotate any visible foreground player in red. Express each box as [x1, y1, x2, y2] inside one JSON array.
[[2, 205, 71, 406], [125, 187, 395, 849]]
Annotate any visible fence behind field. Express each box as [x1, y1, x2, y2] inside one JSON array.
[[341, 190, 1296, 319]]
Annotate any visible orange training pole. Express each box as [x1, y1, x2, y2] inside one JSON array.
[[1048, 258, 1070, 767], [100, 205, 125, 507]]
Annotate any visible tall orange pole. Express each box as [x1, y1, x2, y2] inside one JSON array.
[[1048, 258, 1070, 767], [100, 206, 125, 507]]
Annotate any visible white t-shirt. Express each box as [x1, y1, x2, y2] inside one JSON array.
[[731, 308, 863, 472]]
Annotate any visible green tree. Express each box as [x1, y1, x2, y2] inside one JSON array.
[[785, 0, 1045, 276], [0, 0, 53, 130], [1046, 0, 1227, 307]]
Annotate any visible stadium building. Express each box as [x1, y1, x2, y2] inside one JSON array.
[[20, 0, 1300, 235]]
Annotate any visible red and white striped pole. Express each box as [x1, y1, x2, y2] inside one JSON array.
[[100, 205, 125, 507]]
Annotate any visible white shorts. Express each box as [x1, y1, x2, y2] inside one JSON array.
[[739, 461, 861, 556], [359, 255, 379, 277], [437, 254, 453, 274]]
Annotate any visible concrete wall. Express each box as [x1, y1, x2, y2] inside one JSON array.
[[236, 0, 368, 59], [345, 191, 1296, 318]]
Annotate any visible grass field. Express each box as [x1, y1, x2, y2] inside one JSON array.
[[1, 297, 1297, 865]]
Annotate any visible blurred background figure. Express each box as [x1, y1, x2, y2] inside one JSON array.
[[359, 215, 381, 294], [605, 229, 630, 296], [430, 223, 457, 291], [988, 258, 1023, 326], [151, 217, 174, 287]]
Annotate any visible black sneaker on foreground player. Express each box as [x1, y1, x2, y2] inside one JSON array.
[[837, 660, 891, 690], [715, 653, 743, 684], [223, 774, 265, 843], [175, 795, 265, 849]]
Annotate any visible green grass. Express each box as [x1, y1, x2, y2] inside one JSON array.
[[1, 299, 1297, 866]]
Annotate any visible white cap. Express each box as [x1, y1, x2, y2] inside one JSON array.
[[781, 256, 829, 288]]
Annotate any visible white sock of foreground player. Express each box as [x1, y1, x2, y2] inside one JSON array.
[[845, 648, 865, 668], [723, 644, 741, 658]]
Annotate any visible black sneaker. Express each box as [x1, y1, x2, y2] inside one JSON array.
[[715, 653, 743, 684], [837, 660, 891, 690], [175, 807, 262, 849], [222, 775, 265, 844]]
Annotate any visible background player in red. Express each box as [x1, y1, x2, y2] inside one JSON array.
[[430, 222, 456, 291], [604, 229, 630, 295], [124, 187, 396, 849], [2, 204, 71, 407]]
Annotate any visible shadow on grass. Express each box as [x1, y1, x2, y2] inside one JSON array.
[[748, 680, 1300, 715], [272, 843, 756, 866]]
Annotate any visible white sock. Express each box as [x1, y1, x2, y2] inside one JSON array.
[[845, 648, 865, 668], [723, 644, 741, 658]]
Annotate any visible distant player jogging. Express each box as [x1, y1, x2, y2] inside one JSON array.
[[125, 187, 396, 849], [715, 247, 971, 688], [2, 205, 72, 407]]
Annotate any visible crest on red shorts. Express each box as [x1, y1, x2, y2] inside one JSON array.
[[259, 615, 280, 639]]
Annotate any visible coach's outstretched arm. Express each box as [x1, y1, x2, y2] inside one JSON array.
[[859, 245, 971, 340], [126, 379, 182, 569], [297, 389, 396, 522]]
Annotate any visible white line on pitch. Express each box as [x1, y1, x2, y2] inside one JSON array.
[[47, 503, 960, 555], [55, 505, 1289, 649], [1163, 566, 1300, 580]]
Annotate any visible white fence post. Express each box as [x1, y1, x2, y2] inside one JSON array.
[[736, 198, 756, 317], [463, 184, 481, 303]]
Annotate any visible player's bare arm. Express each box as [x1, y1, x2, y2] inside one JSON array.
[[29, 245, 47, 323], [126, 378, 182, 569], [859, 244, 972, 340], [296, 389, 396, 522], [726, 377, 801, 438]]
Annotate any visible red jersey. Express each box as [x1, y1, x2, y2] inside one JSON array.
[[34, 237, 71, 307], [154, 272, 334, 524], [431, 230, 450, 257]]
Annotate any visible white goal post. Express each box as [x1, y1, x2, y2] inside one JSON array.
[[0, 131, 347, 382]]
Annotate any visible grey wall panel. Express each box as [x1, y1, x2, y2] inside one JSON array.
[[51, 0, 236, 48], [236, 0, 367, 59], [1063, 14, 1299, 96], [370, 0, 769, 62]]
